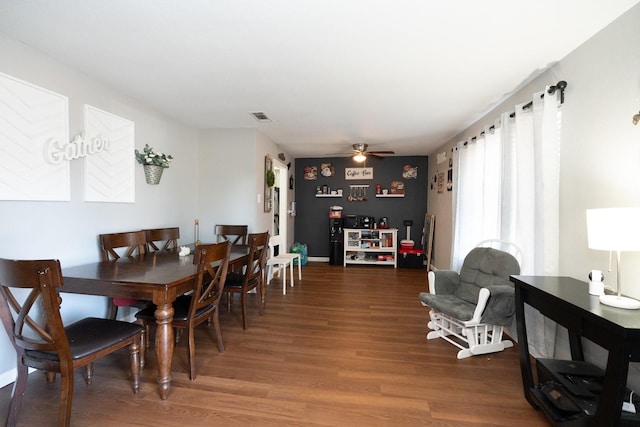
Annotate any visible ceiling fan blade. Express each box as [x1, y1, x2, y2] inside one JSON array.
[[367, 150, 395, 155], [368, 153, 385, 159]]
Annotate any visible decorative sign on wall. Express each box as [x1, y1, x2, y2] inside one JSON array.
[[83, 105, 135, 203], [45, 132, 111, 164], [320, 163, 334, 177], [402, 165, 418, 179], [0, 72, 70, 201], [304, 166, 317, 180], [345, 167, 373, 180]]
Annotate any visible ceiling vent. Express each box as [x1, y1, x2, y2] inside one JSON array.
[[250, 111, 272, 122]]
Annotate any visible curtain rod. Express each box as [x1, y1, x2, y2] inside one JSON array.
[[465, 80, 567, 144], [508, 80, 567, 118]]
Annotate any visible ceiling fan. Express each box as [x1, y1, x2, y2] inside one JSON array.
[[349, 143, 395, 162]]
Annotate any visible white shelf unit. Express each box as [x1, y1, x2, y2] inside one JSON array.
[[343, 228, 397, 268], [315, 194, 342, 198]]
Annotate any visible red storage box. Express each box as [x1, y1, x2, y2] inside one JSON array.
[[398, 248, 425, 268]]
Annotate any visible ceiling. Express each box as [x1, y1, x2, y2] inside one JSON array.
[[1, 1, 638, 159]]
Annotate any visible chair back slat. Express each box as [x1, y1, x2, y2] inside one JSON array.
[[99, 231, 147, 261], [245, 231, 269, 285], [144, 227, 180, 252], [215, 224, 248, 246], [192, 241, 231, 315], [0, 258, 71, 357]]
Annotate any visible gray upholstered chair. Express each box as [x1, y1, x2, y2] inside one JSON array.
[[418, 244, 521, 359]]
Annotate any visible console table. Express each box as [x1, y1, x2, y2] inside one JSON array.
[[511, 275, 640, 426]]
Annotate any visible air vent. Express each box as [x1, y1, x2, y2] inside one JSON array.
[[250, 111, 272, 122]]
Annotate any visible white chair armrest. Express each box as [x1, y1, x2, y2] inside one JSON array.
[[468, 287, 490, 325], [428, 271, 436, 294]]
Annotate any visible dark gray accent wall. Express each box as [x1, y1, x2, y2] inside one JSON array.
[[294, 156, 429, 257]]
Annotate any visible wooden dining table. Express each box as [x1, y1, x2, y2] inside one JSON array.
[[61, 245, 248, 399]]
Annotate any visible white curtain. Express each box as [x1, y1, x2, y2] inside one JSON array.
[[452, 123, 503, 270], [452, 87, 561, 357]]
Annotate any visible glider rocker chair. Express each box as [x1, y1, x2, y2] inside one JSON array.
[[0, 258, 143, 427], [418, 242, 521, 359]]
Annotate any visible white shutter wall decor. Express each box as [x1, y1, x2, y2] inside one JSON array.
[[83, 105, 135, 203], [0, 72, 70, 201]]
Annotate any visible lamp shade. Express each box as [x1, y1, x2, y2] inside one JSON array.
[[586, 208, 640, 251]]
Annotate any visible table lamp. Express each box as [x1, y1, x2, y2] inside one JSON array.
[[586, 207, 640, 309]]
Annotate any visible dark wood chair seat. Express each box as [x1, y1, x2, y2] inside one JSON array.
[[25, 317, 142, 362], [135, 295, 212, 323], [224, 271, 258, 288]]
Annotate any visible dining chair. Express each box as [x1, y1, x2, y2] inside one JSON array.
[[0, 258, 143, 427], [266, 239, 294, 295], [223, 231, 269, 330], [215, 224, 249, 246], [99, 230, 148, 319], [271, 246, 302, 285], [144, 226, 180, 252], [135, 241, 231, 380]]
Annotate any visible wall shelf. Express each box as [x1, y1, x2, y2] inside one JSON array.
[[375, 194, 405, 198], [315, 194, 342, 198]]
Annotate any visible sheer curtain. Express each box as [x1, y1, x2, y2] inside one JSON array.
[[452, 87, 561, 357]]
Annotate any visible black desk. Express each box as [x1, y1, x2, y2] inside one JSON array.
[[511, 275, 640, 426]]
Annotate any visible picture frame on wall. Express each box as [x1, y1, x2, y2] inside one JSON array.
[[304, 166, 317, 180], [264, 155, 273, 212], [320, 163, 334, 177]]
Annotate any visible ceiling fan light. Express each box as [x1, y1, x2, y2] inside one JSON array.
[[353, 153, 366, 162]]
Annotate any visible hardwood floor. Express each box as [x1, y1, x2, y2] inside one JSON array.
[[0, 262, 548, 426]]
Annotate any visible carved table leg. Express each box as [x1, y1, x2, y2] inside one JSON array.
[[154, 302, 175, 399]]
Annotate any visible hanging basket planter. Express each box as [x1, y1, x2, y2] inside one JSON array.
[[143, 164, 164, 185], [135, 144, 173, 185]]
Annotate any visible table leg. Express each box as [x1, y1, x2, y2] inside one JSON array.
[[154, 302, 175, 400], [593, 344, 629, 425], [514, 286, 535, 406]]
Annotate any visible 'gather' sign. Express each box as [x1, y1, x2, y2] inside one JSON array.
[[44, 132, 110, 164]]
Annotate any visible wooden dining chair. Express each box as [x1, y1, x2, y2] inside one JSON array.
[[99, 230, 147, 319], [0, 258, 143, 427], [135, 241, 231, 380], [144, 226, 180, 252], [215, 224, 249, 246], [223, 231, 269, 330]]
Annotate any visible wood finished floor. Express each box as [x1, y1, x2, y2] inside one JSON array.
[[0, 262, 548, 426]]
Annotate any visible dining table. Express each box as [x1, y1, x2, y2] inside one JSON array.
[[61, 244, 248, 399]]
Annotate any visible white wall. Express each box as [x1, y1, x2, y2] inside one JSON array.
[[0, 33, 201, 386], [427, 3, 640, 386], [197, 128, 294, 245], [198, 128, 258, 238]]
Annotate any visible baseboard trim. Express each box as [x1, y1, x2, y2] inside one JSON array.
[[0, 367, 35, 389]]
